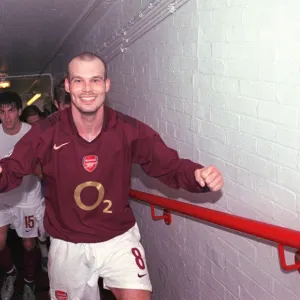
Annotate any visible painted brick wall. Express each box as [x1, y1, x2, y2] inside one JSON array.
[[51, 0, 300, 299]]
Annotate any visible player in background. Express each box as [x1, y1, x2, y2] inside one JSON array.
[[0, 92, 45, 300], [21, 104, 49, 273], [53, 79, 71, 111]]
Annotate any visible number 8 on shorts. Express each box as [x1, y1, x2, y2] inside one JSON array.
[[131, 248, 145, 270]]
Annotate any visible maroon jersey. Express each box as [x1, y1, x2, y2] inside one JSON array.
[[0, 106, 206, 243]]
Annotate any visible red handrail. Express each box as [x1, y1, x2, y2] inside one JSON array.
[[129, 189, 300, 272]]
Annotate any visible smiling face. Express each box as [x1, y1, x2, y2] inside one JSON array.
[[65, 58, 110, 115]]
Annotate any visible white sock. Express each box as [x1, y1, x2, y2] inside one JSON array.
[[24, 278, 34, 284], [7, 265, 16, 274]]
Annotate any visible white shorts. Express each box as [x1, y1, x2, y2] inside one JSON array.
[[48, 223, 152, 300], [0, 201, 46, 239]]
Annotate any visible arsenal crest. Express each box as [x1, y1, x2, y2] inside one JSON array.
[[82, 155, 98, 172]]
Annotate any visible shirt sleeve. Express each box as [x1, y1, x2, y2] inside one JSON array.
[[0, 125, 42, 193], [131, 121, 208, 193]]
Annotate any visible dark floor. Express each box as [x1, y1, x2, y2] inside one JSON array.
[[0, 230, 116, 300]]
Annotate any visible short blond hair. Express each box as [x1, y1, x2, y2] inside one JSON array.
[[67, 52, 107, 80]]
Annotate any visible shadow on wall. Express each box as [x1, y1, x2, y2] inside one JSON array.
[[131, 164, 222, 205]]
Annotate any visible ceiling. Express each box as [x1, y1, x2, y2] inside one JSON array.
[[0, 0, 100, 75], [0, 0, 116, 103]]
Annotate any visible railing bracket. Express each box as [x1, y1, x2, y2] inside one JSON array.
[[294, 249, 300, 274], [151, 205, 172, 225], [278, 244, 300, 271]]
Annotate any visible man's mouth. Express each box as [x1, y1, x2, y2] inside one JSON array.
[[80, 96, 96, 102]]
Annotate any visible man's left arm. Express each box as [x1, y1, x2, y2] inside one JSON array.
[[131, 122, 223, 193]]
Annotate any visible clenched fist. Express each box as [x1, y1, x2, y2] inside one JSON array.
[[195, 166, 223, 192]]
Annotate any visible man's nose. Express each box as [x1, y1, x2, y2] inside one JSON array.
[[82, 81, 92, 92]]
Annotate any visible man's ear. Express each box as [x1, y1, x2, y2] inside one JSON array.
[[105, 78, 111, 93], [64, 78, 70, 93]]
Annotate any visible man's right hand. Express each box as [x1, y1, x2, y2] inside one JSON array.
[[0, 165, 2, 174]]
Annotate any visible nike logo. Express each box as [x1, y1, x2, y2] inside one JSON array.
[[25, 230, 31, 233], [138, 274, 147, 278], [53, 142, 70, 150]]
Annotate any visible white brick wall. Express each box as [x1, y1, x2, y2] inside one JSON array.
[[50, 0, 300, 299]]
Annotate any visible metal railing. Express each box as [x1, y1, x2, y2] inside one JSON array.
[[129, 189, 300, 272]]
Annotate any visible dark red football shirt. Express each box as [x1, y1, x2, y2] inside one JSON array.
[[0, 106, 206, 243]]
